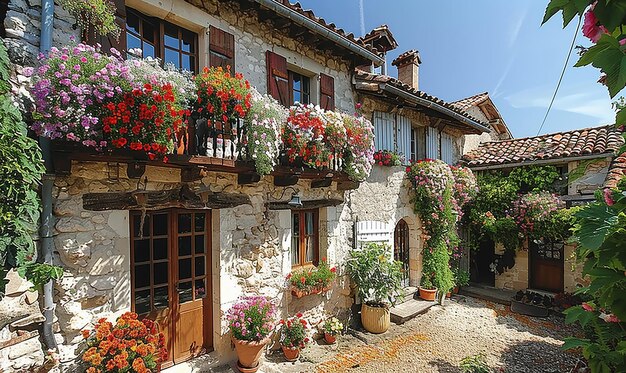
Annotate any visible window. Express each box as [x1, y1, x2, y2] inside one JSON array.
[[396, 115, 412, 160], [373, 111, 414, 162], [373, 111, 394, 151], [209, 25, 235, 70], [126, 8, 198, 73], [289, 71, 311, 105], [410, 128, 417, 162], [441, 132, 454, 164], [426, 127, 439, 159], [291, 210, 319, 267]]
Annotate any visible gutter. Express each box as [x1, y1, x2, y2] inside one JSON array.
[[380, 83, 491, 134], [254, 0, 385, 66], [466, 153, 614, 171], [39, 0, 58, 351]]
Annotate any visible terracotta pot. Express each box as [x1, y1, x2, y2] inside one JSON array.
[[232, 337, 269, 372], [453, 286, 459, 294], [324, 332, 337, 344], [446, 291, 451, 298], [281, 345, 300, 362], [360, 303, 390, 334], [310, 287, 321, 295], [291, 288, 308, 298], [419, 287, 437, 301]]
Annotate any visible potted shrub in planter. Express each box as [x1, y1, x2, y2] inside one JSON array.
[[346, 243, 404, 334], [278, 313, 309, 362], [419, 276, 437, 301], [81, 312, 167, 372], [226, 296, 276, 373], [322, 317, 343, 344], [454, 269, 470, 293]]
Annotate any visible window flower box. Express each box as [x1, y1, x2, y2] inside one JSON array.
[[287, 259, 336, 298]]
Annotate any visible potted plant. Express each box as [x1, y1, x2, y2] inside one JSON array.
[[454, 269, 470, 293], [81, 312, 167, 372], [322, 317, 343, 344], [314, 258, 337, 292], [287, 259, 337, 298], [346, 243, 404, 334], [226, 296, 276, 373], [278, 313, 309, 362], [419, 275, 437, 301]]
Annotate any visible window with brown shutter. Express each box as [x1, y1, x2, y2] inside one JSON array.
[[209, 26, 235, 70], [82, 0, 127, 56], [320, 73, 335, 111], [266, 51, 290, 107]]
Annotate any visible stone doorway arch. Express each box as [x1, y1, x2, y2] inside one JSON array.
[[393, 214, 422, 288]]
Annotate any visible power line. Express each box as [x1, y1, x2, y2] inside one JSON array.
[[536, 16, 582, 136]]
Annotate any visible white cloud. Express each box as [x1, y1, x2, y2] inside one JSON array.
[[504, 85, 615, 123]]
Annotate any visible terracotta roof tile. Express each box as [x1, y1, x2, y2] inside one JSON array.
[[354, 70, 488, 128], [451, 92, 490, 111], [605, 151, 626, 188], [267, 1, 380, 56], [462, 125, 624, 168]]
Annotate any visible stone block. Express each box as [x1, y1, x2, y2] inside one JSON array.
[[81, 295, 109, 310]]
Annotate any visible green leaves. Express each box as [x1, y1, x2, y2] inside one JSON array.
[[542, 0, 590, 26], [576, 34, 626, 98]]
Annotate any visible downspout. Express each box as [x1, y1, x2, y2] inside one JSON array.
[[39, 0, 57, 351]]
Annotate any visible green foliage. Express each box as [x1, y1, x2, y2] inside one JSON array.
[[460, 353, 491, 373], [58, 0, 120, 38], [454, 268, 471, 287], [0, 39, 62, 294], [508, 165, 562, 192], [346, 243, 404, 307]]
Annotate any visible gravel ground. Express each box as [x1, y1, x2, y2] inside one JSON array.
[[261, 295, 582, 373]]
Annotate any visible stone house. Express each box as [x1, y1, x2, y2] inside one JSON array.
[[0, 0, 494, 371], [462, 125, 624, 294]]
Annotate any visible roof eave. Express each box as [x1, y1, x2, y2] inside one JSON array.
[[378, 83, 491, 134], [254, 0, 385, 66], [465, 152, 616, 171]]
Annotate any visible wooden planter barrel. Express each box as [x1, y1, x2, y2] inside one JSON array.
[[360, 303, 390, 334]]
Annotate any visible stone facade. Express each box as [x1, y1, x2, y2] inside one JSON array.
[[461, 105, 505, 155]]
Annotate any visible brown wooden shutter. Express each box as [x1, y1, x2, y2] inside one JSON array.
[[83, 0, 127, 57], [209, 25, 235, 70], [320, 73, 335, 111], [266, 51, 290, 107]]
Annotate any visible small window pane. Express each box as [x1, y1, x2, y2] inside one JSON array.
[[134, 239, 150, 263], [302, 76, 310, 93], [178, 236, 191, 256], [181, 54, 193, 72], [164, 23, 179, 48], [126, 13, 140, 34], [179, 258, 192, 280], [195, 256, 205, 277], [143, 43, 155, 59], [153, 286, 168, 309], [293, 90, 301, 104], [153, 238, 168, 260], [127, 34, 142, 52], [135, 289, 151, 315], [293, 75, 301, 90], [135, 264, 150, 289], [142, 20, 156, 43], [305, 212, 314, 235], [195, 279, 206, 299], [291, 213, 300, 265], [133, 215, 150, 237], [165, 48, 180, 69], [194, 214, 205, 232], [154, 262, 168, 285], [179, 281, 193, 303], [178, 214, 192, 234], [194, 235, 205, 254], [182, 30, 195, 53], [153, 214, 168, 236], [305, 236, 314, 263]]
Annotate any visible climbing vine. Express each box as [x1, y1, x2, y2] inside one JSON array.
[[0, 39, 62, 294], [59, 0, 120, 38], [405, 160, 475, 303]]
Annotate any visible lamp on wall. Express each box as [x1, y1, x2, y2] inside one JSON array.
[[272, 186, 303, 208]]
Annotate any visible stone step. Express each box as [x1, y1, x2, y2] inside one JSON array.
[[401, 286, 419, 303], [390, 298, 435, 325], [459, 285, 516, 306]]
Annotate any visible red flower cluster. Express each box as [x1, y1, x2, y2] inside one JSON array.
[[283, 111, 330, 168], [102, 83, 186, 160], [373, 150, 402, 166], [194, 66, 252, 126], [82, 312, 167, 373]]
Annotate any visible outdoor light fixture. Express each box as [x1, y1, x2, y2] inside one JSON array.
[[272, 186, 302, 208]]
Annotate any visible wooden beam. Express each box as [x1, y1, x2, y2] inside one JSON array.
[[336, 180, 360, 191], [311, 177, 332, 188], [238, 172, 261, 185], [267, 198, 344, 210], [274, 174, 299, 186]]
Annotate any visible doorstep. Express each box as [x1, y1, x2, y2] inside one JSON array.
[[161, 351, 228, 373], [390, 296, 435, 325]]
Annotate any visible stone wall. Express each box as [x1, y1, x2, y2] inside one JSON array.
[[568, 158, 611, 195], [347, 165, 424, 287], [461, 105, 502, 155]]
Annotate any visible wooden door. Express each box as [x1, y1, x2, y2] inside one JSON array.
[[394, 219, 410, 287], [529, 240, 564, 293], [173, 211, 212, 363], [131, 210, 212, 368]]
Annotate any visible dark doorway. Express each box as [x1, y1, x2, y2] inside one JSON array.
[[471, 237, 495, 286], [394, 219, 410, 287], [529, 239, 564, 293]]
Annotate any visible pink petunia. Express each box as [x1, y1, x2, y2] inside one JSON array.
[[582, 6, 608, 43]]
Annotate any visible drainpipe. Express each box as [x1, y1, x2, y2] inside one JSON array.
[[39, 0, 57, 351]]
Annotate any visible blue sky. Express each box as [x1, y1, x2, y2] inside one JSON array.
[[297, 0, 615, 138]]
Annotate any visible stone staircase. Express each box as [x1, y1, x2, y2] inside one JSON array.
[[390, 287, 435, 324]]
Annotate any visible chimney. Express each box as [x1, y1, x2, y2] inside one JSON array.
[[392, 50, 421, 90]]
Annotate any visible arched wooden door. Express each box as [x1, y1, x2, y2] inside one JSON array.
[[394, 219, 410, 287]]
